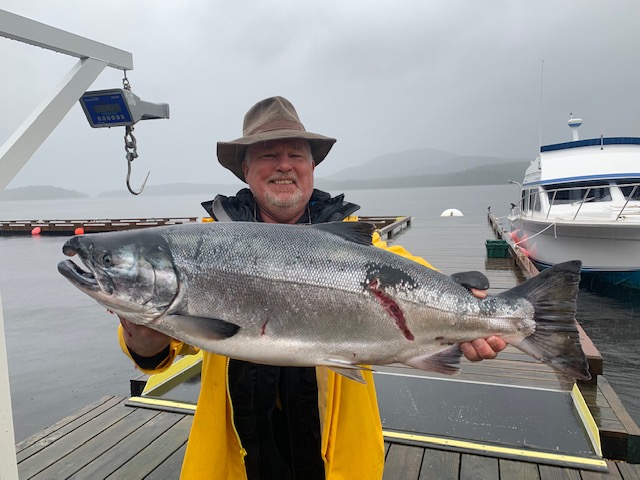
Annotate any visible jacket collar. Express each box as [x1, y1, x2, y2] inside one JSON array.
[[201, 188, 360, 224]]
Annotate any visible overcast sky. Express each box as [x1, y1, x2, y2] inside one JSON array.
[[1, 1, 639, 194]]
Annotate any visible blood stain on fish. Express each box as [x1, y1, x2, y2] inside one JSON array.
[[367, 278, 414, 341]]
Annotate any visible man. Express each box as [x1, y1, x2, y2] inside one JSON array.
[[119, 96, 506, 479]]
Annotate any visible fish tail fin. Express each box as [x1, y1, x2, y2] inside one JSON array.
[[500, 260, 591, 380]]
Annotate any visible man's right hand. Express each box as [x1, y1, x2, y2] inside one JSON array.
[[119, 316, 171, 357]]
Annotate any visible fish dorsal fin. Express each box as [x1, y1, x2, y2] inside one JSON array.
[[308, 221, 375, 245]]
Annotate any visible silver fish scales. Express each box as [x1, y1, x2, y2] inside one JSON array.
[[58, 221, 590, 383]]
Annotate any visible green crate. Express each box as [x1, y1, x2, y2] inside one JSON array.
[[485, 239, 509, 258]]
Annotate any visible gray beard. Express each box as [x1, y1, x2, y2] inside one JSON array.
[[263, 190, 304, 209]]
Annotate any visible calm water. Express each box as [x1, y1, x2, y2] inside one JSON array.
[[0, 184, 638, 442]]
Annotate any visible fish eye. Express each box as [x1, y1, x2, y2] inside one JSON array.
[[100, 253, 113, 267]]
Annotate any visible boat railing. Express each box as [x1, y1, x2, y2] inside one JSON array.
[[616, 184, 639, 220], [569, 187, 591, 221], [518, 181, 640, 221]]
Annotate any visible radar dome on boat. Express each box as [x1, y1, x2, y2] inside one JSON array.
[[440, 208, 463, 217], [568, 114, 583, 141]]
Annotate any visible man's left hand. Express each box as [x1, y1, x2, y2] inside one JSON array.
[[451, 273, 508, 361], [460, 336, 507, 361]]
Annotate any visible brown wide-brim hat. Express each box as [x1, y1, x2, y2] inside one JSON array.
[[217, 96, 336, 182]]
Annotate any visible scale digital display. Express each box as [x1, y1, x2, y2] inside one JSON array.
[[94, 103, 123, 114], [79, 88, 170, 128], [80, 89, 134, 127]]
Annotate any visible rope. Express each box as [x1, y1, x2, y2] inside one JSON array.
[[514, 221, 557, 245]]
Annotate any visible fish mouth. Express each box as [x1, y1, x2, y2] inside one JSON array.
[[58, 259, 101, 292], [58, 240, 110, 294]]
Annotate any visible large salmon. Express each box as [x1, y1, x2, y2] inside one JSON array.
[[58, 221, 590, 382]]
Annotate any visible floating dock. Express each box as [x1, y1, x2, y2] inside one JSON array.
[[0, 215, 411, 238], [13, 214, 640, 479], [0, 217, 199, 236]]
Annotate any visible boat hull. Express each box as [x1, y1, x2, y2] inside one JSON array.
[[511, 217, 640, 289]]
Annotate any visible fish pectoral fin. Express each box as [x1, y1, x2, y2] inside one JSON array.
[[321, 359, 372, 384], [163, 315, 240, 341], [405, 345, 463, 375]]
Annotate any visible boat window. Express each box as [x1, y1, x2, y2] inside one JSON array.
[[532, 190, 542, 212], [521, 189, 542, 213], [544, 181, 611, 205], [617, 180, 640, 200]]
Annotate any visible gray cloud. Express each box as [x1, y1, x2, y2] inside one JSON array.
[[1, 0, 639, 194]]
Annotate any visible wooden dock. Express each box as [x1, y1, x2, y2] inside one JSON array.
[[0, 217, 200, 236], [0, 215, 410, 237], [13, 214, 640, 479], [15, 394, 640, 480]]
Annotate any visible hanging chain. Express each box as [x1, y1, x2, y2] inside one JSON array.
[[122, 72, 149, 195], [124, 125, 138, 163], [122, 71, 131, 91]]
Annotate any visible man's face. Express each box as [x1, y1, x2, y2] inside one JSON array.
[[242, 139, 315, 224]]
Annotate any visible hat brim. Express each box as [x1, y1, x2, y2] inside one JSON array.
[[217, 130, 336, 182]]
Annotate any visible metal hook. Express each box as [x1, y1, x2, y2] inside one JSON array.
[[126, 157, 150, 195], [124, 125, 150, 195]]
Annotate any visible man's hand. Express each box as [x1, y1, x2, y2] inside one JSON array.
[[460, 336, 507, 361], [120, 316, 171, 357], [452, 273, 508, 361]]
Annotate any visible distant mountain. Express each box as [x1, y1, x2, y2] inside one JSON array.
[[319, 147, 529, 181], [315, 161, 529, 191], [0, 185, 88, 201], [2, 148, 530, 201], [97, 183, 239, 198]]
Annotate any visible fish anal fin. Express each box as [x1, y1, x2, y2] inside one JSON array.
[[405, 345, 463, 375], [321, 359, 372, 384], [162, 315, 240, 341], [328, 367, 367, 384]]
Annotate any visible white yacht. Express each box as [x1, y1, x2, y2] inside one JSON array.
[[508, 116, 640, 289]]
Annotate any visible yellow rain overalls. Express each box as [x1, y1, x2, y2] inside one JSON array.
[[119, 228, 435, 479]]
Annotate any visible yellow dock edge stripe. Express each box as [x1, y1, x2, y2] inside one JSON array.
[[142, 350, 204, 394], [382, 430, 608, 469], [127, 396, 197, 412], [572, 383, 603, 455]]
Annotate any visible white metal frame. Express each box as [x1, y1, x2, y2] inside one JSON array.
[[0, 9, 134, 191], [0, 10, 136, 478]]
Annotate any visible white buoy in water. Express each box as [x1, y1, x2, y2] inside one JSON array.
[[440, 208, 463, 217]]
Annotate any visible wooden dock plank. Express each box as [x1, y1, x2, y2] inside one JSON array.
[[538, 464, 582, 480], [18, 398, 136, 479], [145, 443, 189, 480], [616, 462, 640, 480], [419, 449, 460, 479], [581, 460, 623, 479], [500, 458, 541, 480], [16, 396, 121, 457], [105, 415, 192, 479], [383, 444, 424, 480], [459, 453, 499, 480], [67, 410, 187, 479], [598, 378, 640, 437], [30, 408, 159, 479]]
